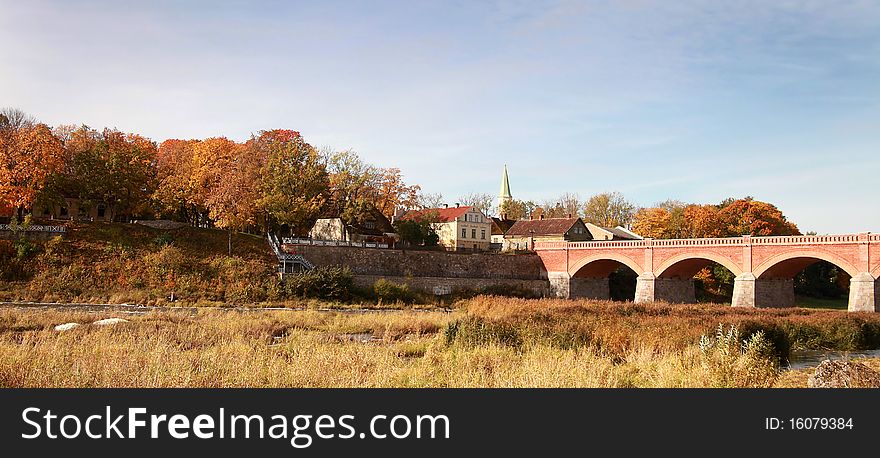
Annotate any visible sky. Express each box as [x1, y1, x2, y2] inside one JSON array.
[[1, 0, 878, 234]]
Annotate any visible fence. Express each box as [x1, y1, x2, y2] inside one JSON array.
[[281, 237, 390, 249], [0, 224, 66, 233]]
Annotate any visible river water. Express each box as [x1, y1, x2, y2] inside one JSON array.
[[787, 348, 880, 370]]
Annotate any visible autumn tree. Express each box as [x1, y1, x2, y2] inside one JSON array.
[[583, 192, 635, 227], [457, 192, 494, 215], [188, 137, 239, 213], [372, 168, 420, 219], [325, 150, 381, 226], [204, 141, 264, 255], [537, 201, 569, 218], [681, 204, 724, 238], [717, 198, 800, 236], [255, 130, 329, 235], [0, 121, 64, 220], [81, 129, 158, 220], [631, 207, 671, 239], [153, 139, 202, 224], [499, 199, 536, 220]]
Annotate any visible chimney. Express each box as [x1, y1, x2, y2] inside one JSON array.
[[539, 214, 544, 220], [567, 213, 572, 218], [443, 203, 448, 209], [455, 202, 460, 208], [502, 213, 507, 220]]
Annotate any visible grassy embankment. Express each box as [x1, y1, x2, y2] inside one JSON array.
[[0, 221, 327, 307], [3, 297, 880, 388]]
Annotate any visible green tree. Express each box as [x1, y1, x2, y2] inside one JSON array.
[[500, 199, 536, 220], [393, 219, 439, 247], [326, 149, 381, 226], [583, 192, 635, 227], [255, 130, 329, 235]]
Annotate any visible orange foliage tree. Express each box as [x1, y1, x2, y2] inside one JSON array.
[[681, 204, 724, 238], [373, 167, 421, 219], [631, 207, 671, 239], [718, 198, 800, 236], [0, 123, 64, 218], [154, 139, 201, 224]]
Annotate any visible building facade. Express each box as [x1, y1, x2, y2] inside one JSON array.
[[402, 205, 492, 251], [308, 208, 397, 245], [503, 217, 592, 250]]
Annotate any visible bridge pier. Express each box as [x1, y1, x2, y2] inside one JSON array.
[[732, 273, 795, 308], [634, 274, 696, 304], [849, 273, 879, 312], [548, 272, 571, 298]]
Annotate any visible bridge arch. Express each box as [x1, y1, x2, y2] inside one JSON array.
[[654, 252, 743, 279], [753, 250, 861, 279], [568, 253, 643, 277]]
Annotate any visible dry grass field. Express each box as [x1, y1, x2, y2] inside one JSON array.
[[3, 296, 879, 388]]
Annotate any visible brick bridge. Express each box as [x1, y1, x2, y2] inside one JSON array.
[[534, 232, 880, 312]]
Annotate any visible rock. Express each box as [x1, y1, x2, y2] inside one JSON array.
[[808, 360, 880, 388], [93, 318, 129, 326], [54, 323, 81, 331]]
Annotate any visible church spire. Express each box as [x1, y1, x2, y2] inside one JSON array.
[[499, 164, 511, 199], [498, 165, 512, 216]]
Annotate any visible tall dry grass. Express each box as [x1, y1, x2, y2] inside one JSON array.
[[6, 297, 876, 388]]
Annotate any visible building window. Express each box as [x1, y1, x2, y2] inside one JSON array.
[[60, 207, 68, 217], [471, 229, 476, 239], [461, 228, 467, 238], [97, 205, 106, 219], [481, 230, 486, 240], [364, 221, 375, 230]]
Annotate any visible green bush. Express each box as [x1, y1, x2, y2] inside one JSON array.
[[153, 232, 175, 248], [284, 266, 353, 301], [699, 323, 779, 388], [373, 279, 415, 304]]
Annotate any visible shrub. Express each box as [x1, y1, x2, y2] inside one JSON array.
[[153, 232, 174, 248], [373, 279, 415, 304], [480, 284, 540, 299], [699, 323, 779, 388], [444, 316, 524, 349], [13, 239, 38, 259], [284, 266, 353, 302]]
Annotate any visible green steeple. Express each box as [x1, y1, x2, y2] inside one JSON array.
[[499, 165, 511, 199]]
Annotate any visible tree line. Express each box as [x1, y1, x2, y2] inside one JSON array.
[[0, 108, 424, 237], [499, 191, 800, 238], [1, 107, 803, 242]]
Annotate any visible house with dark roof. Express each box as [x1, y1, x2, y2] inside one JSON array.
[[585, 223, 643, 241], [308, 207, 397, 246], [503, 216, 592, 250], [490, 217, 516, 249], [400, 204, 492, 251]]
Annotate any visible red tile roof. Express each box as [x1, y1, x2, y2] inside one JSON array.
[[400, 206, 473, 223], [505, 218, 583, 237]]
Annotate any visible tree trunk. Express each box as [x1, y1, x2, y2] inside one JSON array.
[[228, 229, 232, 257]]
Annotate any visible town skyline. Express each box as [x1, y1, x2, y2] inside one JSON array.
[[2, 1, 878, 234]]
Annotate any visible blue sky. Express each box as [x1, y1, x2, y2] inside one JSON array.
[[1, 0, 878, 233]]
